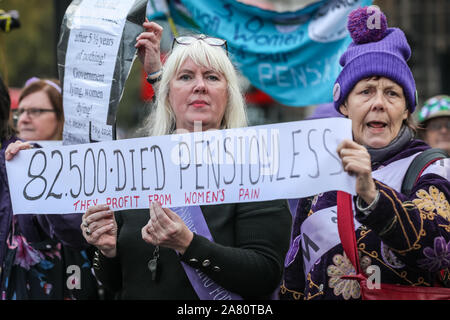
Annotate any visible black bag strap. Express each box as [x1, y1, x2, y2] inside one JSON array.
[[401, 148, 449, 196]]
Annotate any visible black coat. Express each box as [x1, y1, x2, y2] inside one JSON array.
[[94, 200, 292, 299]]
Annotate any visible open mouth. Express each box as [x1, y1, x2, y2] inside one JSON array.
[[367, 121, 387, 129]]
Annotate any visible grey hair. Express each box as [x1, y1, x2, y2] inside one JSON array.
[[143, 39, 247, 136]]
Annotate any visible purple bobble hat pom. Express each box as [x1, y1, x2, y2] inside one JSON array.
[[334, 6, 417, 113], [347, 6, 388, 44]]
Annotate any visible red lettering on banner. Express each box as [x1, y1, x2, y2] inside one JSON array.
[[106, 195, 140, 209], [238, 188, 260, 201], [184, 189, 225, 205], [148, 194, 172, 206], [73, 199, 98, 211]]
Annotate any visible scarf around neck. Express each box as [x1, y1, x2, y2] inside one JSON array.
[[365, 125, 414, 165]]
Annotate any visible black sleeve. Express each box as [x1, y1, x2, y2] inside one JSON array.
[[92, 211, 123, 294]]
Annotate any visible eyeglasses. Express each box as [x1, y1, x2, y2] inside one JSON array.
[[427, 120, 450, 131], [14, 108, 56, 120], [172, 35, 228, 54]]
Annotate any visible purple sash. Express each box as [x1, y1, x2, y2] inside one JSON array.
[[170, 206, 243, 300], [287, 199, 300, 216]]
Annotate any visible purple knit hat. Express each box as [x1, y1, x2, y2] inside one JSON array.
[[307, 103, 344, 120], [333, 6, 417, 113]]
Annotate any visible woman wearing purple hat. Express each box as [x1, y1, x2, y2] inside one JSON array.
[[281, 6, 449, 300]]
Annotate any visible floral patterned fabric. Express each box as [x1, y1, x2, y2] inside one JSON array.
[[1, 138, 101, 300], [413, 186, 450, 220], [281, 140, 450, 300], [417, 237, 450, 272], [0, 219, 98, 300], [1, 233, 65, 300]]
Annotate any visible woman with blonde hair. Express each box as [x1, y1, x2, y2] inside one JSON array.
[[77, 21, 291, 299], [145, 35, 247, 136]]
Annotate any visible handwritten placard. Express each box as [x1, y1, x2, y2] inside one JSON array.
[[62, 0, 136, 145], [6, 119, 355, 214]]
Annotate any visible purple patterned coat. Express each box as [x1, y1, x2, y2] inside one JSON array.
[[281, 140, 449, 300], [0, 137, 88, 268]]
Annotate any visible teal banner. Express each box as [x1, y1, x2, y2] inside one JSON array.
[[165, 0, 372, 106]]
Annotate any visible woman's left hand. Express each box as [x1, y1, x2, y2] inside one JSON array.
[[141, 201, 194, 254], [337, 139, 378, 204]]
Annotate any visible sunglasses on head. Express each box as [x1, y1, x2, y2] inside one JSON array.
[[172, 35, 228, 55]]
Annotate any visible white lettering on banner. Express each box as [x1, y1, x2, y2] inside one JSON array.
[[62, 0, 135, 145], [6, 119, 355, 214], [257, 51, 344, 89], [308, 0, 363, 43]]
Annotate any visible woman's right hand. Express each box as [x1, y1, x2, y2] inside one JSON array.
[[5, 140, 32, 161], [135, 19, 163, 75], [81, 204, 117, 258], [337, 139, 378, 204]]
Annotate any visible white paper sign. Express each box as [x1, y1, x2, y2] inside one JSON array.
[[6, 119, 356, 214], [62, 0, 136, 145]]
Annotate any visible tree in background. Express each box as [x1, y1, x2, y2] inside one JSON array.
[[0, 0, 144, 135], [0, 0, 56, 87]]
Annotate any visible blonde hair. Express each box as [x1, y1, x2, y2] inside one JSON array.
[[144, 38, 247, 136]]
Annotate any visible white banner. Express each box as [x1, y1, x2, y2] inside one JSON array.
[[62, 0, 136, 145], [6, 118, 355, 214]]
